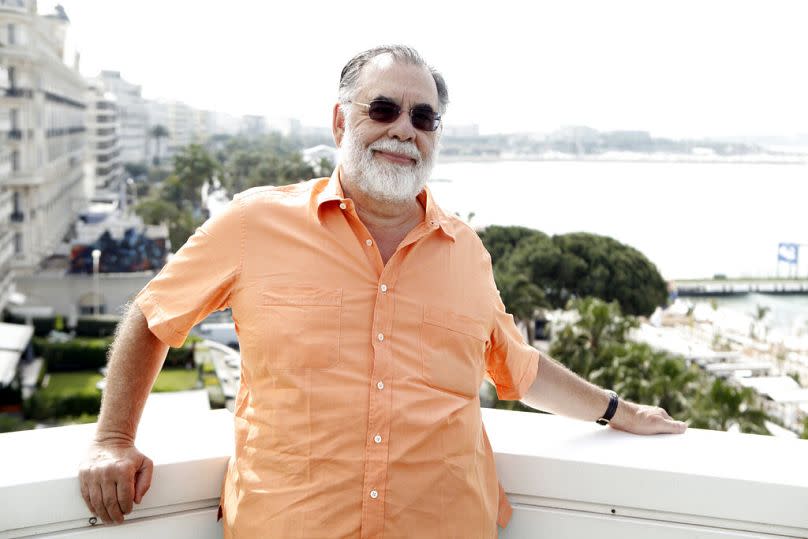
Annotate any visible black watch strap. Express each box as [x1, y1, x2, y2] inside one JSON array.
[[596, 391, 619, 425]]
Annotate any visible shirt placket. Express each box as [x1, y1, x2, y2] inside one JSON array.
[[358, 221, 436, 539], [333, 198, 440, 538], [359, 266, 397, 538]]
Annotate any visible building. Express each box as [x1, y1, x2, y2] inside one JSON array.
[[165, 100, 193, 155], [212, 110, 241, 135], [144, 99, 168, 164], [99, 70, 147, 164], [0, 60, 14, 310], [240, 114, 266, 137], [85, 79, 123, 191], [442, 123, 480, 138], [0, 1, 88, 272], [192, 108, 214, 144]]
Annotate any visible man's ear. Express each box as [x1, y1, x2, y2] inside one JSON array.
[[332, 103, 345, 147]]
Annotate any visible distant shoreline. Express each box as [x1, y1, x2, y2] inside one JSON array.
[[436, 154, 808, 165]]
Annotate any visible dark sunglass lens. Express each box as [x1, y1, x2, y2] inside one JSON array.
[[411, 108, 439, 131], [368, 101, 400, 123]]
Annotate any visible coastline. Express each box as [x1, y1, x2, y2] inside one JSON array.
[[437, 153, 808, 165]]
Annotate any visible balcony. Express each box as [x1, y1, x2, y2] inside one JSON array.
[[0, 228, 13, 268], [2, 88, 32, 99], [0, 0, 26, 12], [1, 408, 806, 538]]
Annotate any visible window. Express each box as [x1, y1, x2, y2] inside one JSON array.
[[14, 232, 21, 255], [11, 150, 19, 171], [8, 24, 15, 46]]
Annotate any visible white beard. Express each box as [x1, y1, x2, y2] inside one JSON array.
[[339, 121, 438, 204]]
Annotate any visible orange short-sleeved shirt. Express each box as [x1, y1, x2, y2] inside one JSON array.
[[134, 167, 539, 538]]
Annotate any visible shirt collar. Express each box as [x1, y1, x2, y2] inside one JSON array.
[[314, 165, 456, 242]]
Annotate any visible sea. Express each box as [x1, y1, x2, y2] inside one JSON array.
[[428, 159, 808, 333]]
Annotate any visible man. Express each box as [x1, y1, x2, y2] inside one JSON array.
[[79, 45, 686, 538]]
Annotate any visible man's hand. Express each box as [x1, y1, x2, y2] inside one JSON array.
[[78, 440, 153, 525], [609, 400, 688, 435]]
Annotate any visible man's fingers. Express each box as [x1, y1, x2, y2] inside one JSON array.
[[78, 471, 93, 514], [101, 479, 125, 524], [658, 417, 687, 434], [672, 420, 687, 433], [116, 476, 135, 515], [88, 481, 112, 524], [134, 457, 153, 504]]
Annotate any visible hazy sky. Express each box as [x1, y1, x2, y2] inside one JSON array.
[[43, 0, 808, 137]]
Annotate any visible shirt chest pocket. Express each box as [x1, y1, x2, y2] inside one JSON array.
[[260, 287, 342, 370], [420, 305, 488, 398]]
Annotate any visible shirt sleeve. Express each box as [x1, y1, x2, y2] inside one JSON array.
[[134, 197, 243, 348], [484, 255, 540, 401]]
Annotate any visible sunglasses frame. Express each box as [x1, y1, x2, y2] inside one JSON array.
[[351, 100, 442, 132]]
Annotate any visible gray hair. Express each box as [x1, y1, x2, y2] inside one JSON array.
[[338, 45, 449, 114]]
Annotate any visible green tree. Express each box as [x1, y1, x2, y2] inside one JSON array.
[[135, 198, 180, 225], [493, 262, 546, 344], [549, 297, 636, 379], [688, 379, 769, 435], [166, 208, 199, 252], [149, 125, 170, 166], [172, 144, 222, 209], [589, 343, 701, 418], [124, 162, 148, 180], [548, 297, 770, 434], [478, 225, 543, 265], [550, 233, 667, 316], [478, 226, 668, 318], [225, 150, 262, 193]]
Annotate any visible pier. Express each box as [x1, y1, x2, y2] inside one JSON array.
[[674, 278, 808, 297]]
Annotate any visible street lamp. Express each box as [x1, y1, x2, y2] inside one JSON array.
[[126, 177, 137, 212], [91, 249, 101, 315]]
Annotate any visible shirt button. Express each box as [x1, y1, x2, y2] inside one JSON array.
[[339, 202, 347, 210], [380, 284, 388, 293], [376, 380, 384, 390], [377, 332, 384, 342], [370, 489, 378, 499], [365, 239, 373, 246], [374, 434, 382, 444]]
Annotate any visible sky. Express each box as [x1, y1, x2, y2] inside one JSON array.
[[42, 0, 808, 137]]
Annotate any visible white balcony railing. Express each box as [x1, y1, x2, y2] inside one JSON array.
[[1, 408, 806, 538]]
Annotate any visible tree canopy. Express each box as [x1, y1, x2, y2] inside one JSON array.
[[479, 225, 668, 317]]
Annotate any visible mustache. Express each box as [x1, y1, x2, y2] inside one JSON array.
[[367, 138, 422, 163]]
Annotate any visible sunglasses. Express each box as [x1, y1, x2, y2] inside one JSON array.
[[352, 100, 442, 132]]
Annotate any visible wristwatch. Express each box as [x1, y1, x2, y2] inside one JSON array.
[[596, 391, 619, 425]]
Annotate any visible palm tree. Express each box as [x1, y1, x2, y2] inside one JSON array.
[[689, 379, 769, 435], [149, 125, 170, 166], [493, 265, 546, 345]]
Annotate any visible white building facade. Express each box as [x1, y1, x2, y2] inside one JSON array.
[[0, 1, 88, 273], [85, 79, 122, 190], [99, 70, 147, 164]]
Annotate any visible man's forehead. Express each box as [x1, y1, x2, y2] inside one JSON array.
[[355, 55, 438, 107]]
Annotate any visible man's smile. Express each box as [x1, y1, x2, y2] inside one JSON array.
[[373, 149, 417, 165]]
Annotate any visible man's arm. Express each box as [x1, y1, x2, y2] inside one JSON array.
[[521, 352, 687, 435], [78, 303, 169, 525]]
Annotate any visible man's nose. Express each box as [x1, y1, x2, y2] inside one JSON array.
[[386, 110, 416, 142]]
